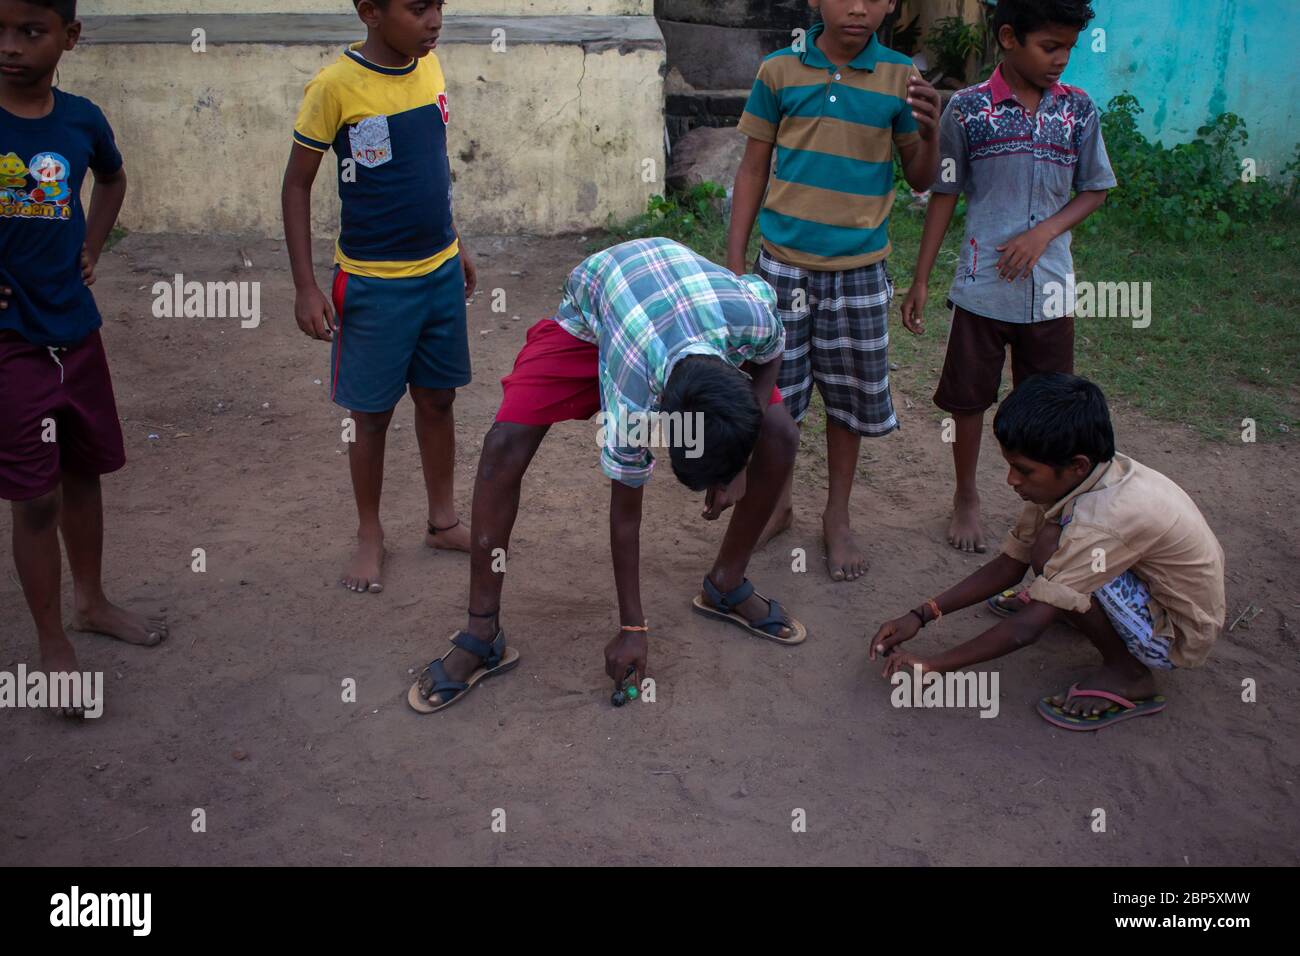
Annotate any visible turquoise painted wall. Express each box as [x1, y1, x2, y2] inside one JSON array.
[[1061, 0, 1299, 174]]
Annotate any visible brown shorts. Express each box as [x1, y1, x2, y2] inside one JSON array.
[[933, 305, 1075, 415], [0, 329, 126, 501]]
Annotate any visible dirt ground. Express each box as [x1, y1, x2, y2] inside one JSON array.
[[2, 232, 1297, 866]]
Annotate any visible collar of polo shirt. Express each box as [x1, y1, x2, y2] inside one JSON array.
[[799, 21, 882, 72], [1041, 457, 1114, 524], [987, 63, 1068, 107]]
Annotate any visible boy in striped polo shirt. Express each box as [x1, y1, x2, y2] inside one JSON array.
[[729, 0, 940, 583]]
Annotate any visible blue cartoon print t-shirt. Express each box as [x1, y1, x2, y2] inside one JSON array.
[[0, 89, 123, 346]]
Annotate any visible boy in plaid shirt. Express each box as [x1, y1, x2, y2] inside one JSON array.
[[408, 239, 807, 714]]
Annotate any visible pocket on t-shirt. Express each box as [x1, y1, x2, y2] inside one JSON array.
[[1041, 161, 1074, 207], [348, 115, 393, 169]]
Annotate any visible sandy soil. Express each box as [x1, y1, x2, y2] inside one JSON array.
[[1, 232, 1296, 866]]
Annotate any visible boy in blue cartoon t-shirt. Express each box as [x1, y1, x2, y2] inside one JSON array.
[[1, 0, 168, 713]]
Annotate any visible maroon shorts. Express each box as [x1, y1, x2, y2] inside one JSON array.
[[496, 318, 781, 425], [933, 305, 1075, 414], [0, 329, 126, 501]]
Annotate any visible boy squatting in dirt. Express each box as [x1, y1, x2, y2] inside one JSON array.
[[869, 374, 1226, 732]]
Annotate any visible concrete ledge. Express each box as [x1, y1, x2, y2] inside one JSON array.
[[64, 14, 667, 237], [82, 14, 665, 54]]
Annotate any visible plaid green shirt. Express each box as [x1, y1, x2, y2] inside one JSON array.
[[553, 238, 784, 487]]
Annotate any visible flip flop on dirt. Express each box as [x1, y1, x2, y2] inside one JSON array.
[[691, 576, 807, 645], [407, 629, 519, 714], [987, 588, 1031, 617], [1035, 683, 1167, 731]]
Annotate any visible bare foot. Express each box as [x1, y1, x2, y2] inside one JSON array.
[[425, 517, 471, 553], [822, 510, 866, 582], [341, 529, 385, 593], [1049, 662, 1156, 717], [947, 492, 986, 553], [38, 633, 85, 718], [72, 599, 167, 646], [756, 506, 793, 550]]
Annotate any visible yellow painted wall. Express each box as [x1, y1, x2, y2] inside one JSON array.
[[59, 36, 664, 238], [81, 1, 653, 15]]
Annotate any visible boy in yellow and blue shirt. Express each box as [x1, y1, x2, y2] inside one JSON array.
[[282, 0, 474, 594]]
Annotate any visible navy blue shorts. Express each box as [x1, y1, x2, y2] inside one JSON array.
[[329, 255, 470, 413]]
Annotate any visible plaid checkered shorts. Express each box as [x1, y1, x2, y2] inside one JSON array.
[[755, 247, 898, 436]]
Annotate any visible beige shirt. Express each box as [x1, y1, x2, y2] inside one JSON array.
[[1002, 453, 1226, 667]]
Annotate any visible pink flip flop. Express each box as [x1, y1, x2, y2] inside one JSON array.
[[1036, 683, 1167, 731]]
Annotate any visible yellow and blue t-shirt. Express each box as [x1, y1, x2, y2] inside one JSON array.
[[293, 44, 458, 279]]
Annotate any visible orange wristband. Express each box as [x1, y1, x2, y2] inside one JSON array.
[[621, 624, 648, 632], [926, 599, 942, 624]]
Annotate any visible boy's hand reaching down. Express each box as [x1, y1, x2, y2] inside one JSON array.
[[900, 283, 926, 335], [702, 471, 747, 520], [868, 612, 923, 662], [879, 649, 932, 679], [294, 285, 336, 341], [604, 627, 647, 688]]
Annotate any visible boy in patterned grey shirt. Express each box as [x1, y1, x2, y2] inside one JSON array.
[[901, 0, 1116, 556]]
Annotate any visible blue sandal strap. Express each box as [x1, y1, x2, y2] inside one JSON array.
[[451, 630, 505, 668], [747, 598, 789, 636], [702, 576, 754, 612], [419, 659, 468, 702]]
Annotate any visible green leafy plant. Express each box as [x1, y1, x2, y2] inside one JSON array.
[[1097, 94, 1298, 240], [925, 16, 985, 81], [599, 182, 737, 263]]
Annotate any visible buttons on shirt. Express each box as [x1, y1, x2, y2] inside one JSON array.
[[834, 72, 842, 80], [829, 95, 838, 103]]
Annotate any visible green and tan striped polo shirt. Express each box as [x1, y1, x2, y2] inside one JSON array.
[[738, 23, 921, 271]]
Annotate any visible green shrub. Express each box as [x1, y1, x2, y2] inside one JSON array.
[[598, 182, 735, 263], [925, 16, 985, 82], [1095, 94, 1299, 241]]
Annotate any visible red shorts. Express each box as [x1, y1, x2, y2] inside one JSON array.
[[496, 319, 781, 425], [0, 329, 126, 501]]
